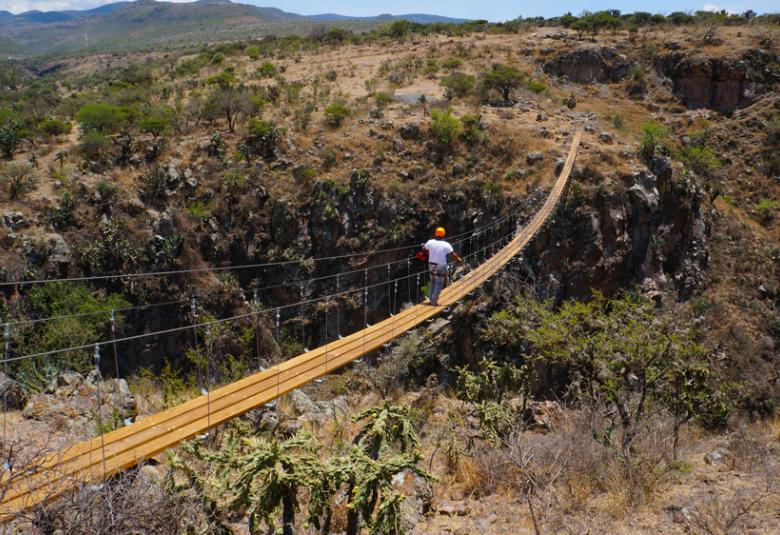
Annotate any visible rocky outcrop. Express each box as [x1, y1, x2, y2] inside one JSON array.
[[655, 49, 779, 114], [544, 47, 630, 83], [528, 156, 708, 301]]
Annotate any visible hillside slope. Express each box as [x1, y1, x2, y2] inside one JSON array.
[[0, 0, 468, 55]]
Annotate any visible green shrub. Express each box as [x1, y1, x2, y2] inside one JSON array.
[[257, 61, 276, 78], [756, 198, 777, 224], [440, 72, 476, 99], [43, 191, 77, 229], [79, 131, 110, 161], [38, 117, 72, 138], [374, 91, 394, 108], [324, 69, 338, 81], [526, 77, 546, 93], [324, 100, 350, 128], [430, 107, 462, 146], [206, 69, 237, 89], [246, 118, 282, 159], [460, 114, 485, 145], [639, 120, 669, 160], [0, 120, 23, 159], [441, 56, 464, 70], [186, 200, 213, 220], [246, 45, 260, 60], [679, 145, 719, 174]]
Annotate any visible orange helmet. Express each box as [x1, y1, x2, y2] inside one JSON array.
[[435, 227, 446, 238]]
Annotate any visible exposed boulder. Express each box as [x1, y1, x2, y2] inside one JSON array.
[[399, 123, 421, 140], [544, 47, 630, 83], [2, 211, 30, 231], [0, 372, 26, 410], [45, 233, 71, 265]]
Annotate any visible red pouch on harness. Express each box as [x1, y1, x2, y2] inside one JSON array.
[[415, 247, 428, 262]]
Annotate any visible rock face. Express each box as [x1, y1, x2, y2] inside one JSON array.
[[22, 372, 137, 437], [656, 50, 779, 114], [528, 156, 708, 300], [544, 47, 630, 83]]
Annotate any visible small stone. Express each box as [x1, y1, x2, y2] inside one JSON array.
[[437, 500, 470, 516], [704, 447, 730, 465], [526, 151, 544, 165], [599, 131, 614, 143], [536, 112, 547, 122], [289, 389, 318, 415]]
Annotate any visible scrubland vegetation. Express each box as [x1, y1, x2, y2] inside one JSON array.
[[0, 9, 778, 534]]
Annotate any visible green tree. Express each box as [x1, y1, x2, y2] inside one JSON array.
[[139, 106, 174, 139], [479, 63, 525, 104], [0, 120, 23, 159], [206, 87, 252, 133], [78, 131, 110, 161], [440, 72, 476, 99], [0, 162, 37, 199], [77, 103, 127, 134], [13, 282, 128, 391], [526, 292, 730, 454]]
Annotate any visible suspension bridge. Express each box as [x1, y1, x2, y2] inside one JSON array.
[[0, 128, 583, 519]]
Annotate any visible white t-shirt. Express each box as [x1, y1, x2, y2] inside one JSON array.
[[424, 239, 454, 265]]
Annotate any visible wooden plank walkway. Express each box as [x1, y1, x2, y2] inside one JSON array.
[[0, 128, 583, 518]]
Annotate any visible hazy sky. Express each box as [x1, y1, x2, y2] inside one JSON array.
[[0, 0, 775, 19]]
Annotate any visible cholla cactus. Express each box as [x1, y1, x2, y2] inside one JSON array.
[[352, 402, 419, 458]]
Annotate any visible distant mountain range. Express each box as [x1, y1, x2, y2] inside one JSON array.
[[0, 0, 469, 57]]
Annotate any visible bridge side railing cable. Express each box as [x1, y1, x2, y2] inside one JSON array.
[[0, 219, 518, 367]]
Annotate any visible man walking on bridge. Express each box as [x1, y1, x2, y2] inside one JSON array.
[[424, 227, 463, 306]]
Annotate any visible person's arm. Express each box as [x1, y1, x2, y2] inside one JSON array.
[[450, 252, 464, 264]]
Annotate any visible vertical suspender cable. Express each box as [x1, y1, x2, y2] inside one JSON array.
[[94, 345, 107, 479], [190, 296, 201, 394], [300, 281, 309, 352], [386, 264, 392, 317], [253, 285, 261, 364], [336, 273, 343, 339], [109, 309, 119, 379], [3, 322, 9, 447], [204, 324, 212, 433], [275, 308, 281, 400]]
